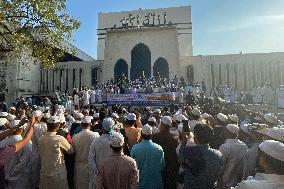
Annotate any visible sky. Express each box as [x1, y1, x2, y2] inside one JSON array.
[[66, 0, 284, 58]]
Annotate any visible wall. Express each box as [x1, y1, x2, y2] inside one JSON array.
[[103, 27, 180, 82], [189, 52, 284, 91], [98, 6, 192, 60]]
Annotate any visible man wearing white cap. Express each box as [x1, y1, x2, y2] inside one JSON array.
[[154, 109, 162, 129], [148, 117, 159, 134], [124, 113, 141, 149], [210, 113, 228, 149], [0, 120, 32, 189], [235, 140, 284, 189], [152, 116, 179, 189], [70, 112, 84, 137], [96, 132, 139, 189], [112, 113, 123, 132], [242, 123, 266, 180], [30, 110, 47, 189], [72, 116, 99, 189], [0, 118, 8, 132], [228, 114, 239, 124], [218, 124, 248, 189], [0, 112, 8, 118], [266, 127, 284, 142], [131, 124, 165, 189], [38, 116, 73, 189], [88, 118, 116, 189]]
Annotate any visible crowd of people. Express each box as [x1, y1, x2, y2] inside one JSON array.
[[0, 76, 284, 189]]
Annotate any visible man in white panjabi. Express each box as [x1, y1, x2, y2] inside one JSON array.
[[82, 88, 91, 107], [38, 116, 73, 189], [72, 116, 99, 189], [31, 110, 47, 189], [0, 120, 32, 189], [218, 124, 248, 189], [235, 140, 284, 189], [88, 118, 115, 189], [90, 88, 96, 105]]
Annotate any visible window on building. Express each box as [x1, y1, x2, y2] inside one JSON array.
[[252, 63, 256, 87], [60, 69, 62, 91], [79, 68, 82, 88], [210, 64, 215, 88], [46, 70, 48, 91], [66, 69, 69, 91], [243, 64, 247, 90], [234, 64, 238, 90], [52, 70, 55, 92], [92, 68, 98, 87], [226, 64, 230, 85], [219, 64, 222, 85], [73, 69, 76, 88]]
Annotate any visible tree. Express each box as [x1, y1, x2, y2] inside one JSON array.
[[0, 0, 80, 67]]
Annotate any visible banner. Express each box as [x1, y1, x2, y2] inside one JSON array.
[[277, 87, 284, 108], [107, 92, 179, 106]]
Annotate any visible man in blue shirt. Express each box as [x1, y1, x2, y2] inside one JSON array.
[[131, 124, 165, 189]]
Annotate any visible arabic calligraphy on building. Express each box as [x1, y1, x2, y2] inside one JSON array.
[[115, 12, 169, 29]]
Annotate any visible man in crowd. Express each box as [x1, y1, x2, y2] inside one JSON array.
[[235, 140, 284, 189], [218, 124, 248, 188], [88, 117, 115, 189], [96, 132, 139, 189], [153, 116, 179, 189], [38, 116, 73, 189], [179, 123, 223, 189], [72, 116, 100, 189], [125, 113, 141, 149], [131, 124, 165, 189]]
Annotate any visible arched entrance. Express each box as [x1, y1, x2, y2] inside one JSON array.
[[114, 59, 128, 82], [153, 57, 169, 79], [131, 43, 151, 80]]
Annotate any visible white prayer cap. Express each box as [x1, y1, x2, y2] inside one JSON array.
[[155, 109, 162, 114], [109, 132, 125, 147], [254, 116, 262, 121], [177, 114, 188, 122], [82, 116, 93, 124], [259, 140, 284, 161], [201, 113, 210, 119], [32, 110, 42, 117], [217, 113, 228, 123], [9, 120, 21, 128], [228, 114, 239, 123], [43, 112, 51, 119], [44, 107, 50, 111], [67, 115, 75, 122], [191, 108, 201, 116], [0, 112, 8, 117], [122, 108, 127, 112], [93, 112, 100, 118], [162, 116, 172, 126], [264, 114, 279, 124], [0, 118, 8, 126], [240, 123, 250, 134], [178, 123, 184, 133], [47, 116, 60, 124], [74, 113, 84, 119], [7, 114, 16, 122], [148, 117, 156, 123], [226, 124, 239, 135], [266, 127, 284, 142], [9, 107, 16, 111], [102, 118, 115, 132], [142, 124, 153, 136], [111, 113, 119, 119], [59, 116, 66, 124], [127, 113, 136, 121]]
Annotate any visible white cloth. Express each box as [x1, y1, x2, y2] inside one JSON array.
[[95, 89, 102, 103], [38, 132, 73, 189], [90, 90, 96, 104], [74, 94, 80, 106], [219, 139, 248, 188], [83, 90, 91, 107], [88, 134, 114, 189], [31, 122, 47, 189], [72, 129, 99, 189], [65, 100, 74, 114], [235, 173, 284, 189], [1, 135, 32, 189]]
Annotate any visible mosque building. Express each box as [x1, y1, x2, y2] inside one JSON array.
[[1, 5, 284, 103]]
